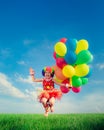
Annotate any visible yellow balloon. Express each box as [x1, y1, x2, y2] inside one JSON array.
[[75, 64, 89, 77], [75, 39, 89, 54], [62, 65, 75, 78], [54, 42, 67, 56], [70, 78, 72, 85]]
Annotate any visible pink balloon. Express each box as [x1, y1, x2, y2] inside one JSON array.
[[56, 58, 67, 69], [60, 79, 70, 94], [72, 87, 81, 93], [60, 38, 67, 43]]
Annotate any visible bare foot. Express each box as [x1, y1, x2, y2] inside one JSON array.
[[45, 105, 50, 112], [50, 106, 54, 112], [44, 105, 50, 117], [44, 111, 49, 117]]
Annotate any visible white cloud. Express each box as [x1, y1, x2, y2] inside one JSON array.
[[54, 91, 104, 113], [0, 73, 27, 98], [0, 72, 42, 102], [25, 88, 39, 101], [23, 40, 35, 45], [0, 48, 11, 58], [16, 74, 43, 100], [16, 74, 42, 87], [0, 98, 42, 113], [17, 60, 26, 65], [90, 79, 104, 84], [96, 63, 104, 70], [16, 75, 32, 84], [14, 74, 43, 101]]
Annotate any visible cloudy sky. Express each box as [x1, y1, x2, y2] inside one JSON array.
[[0, 0, 104, 114]]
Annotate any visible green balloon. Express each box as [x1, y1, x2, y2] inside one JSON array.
[[81, 77, 88, 85], [76, 50, 92, 64], [88, 54, 93, 63], [72, 76, 82, 87]]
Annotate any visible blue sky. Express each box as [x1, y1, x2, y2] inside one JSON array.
[[0, 0, 104, 113]]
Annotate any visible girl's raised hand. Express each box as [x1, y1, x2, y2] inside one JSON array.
[[30, 68, 35, 76]]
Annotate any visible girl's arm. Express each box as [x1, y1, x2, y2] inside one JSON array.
[[30, 68, 43, 82], [31, 75, 43, 82], [53, 79, 72, 89]]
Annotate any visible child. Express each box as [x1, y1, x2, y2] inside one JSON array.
[[30, 66, 72, 117]]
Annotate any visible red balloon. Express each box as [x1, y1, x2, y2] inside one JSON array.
[[72, 87, 81, 93], [60, 38, 67, 43], [56, 58, 67, 69], [53, 52, 57, 59], [60, 86, 69, 94], [60, 79, 70, 94]]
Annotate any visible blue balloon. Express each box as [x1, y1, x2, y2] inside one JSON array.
[[66, 38, 77, 51], [64, 50, 77, 65]]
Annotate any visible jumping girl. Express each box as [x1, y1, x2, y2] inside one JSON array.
[[30, 66, 72, 117]]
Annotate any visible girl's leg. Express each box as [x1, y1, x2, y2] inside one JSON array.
[[41, 97, 47, 108], [41, 98, 49, 116], [49, 97, 55, 112]]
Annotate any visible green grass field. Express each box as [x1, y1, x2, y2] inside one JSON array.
[[0, 113, 104, 130]]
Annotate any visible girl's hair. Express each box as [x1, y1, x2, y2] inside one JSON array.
[[42, 66, 55, 77]]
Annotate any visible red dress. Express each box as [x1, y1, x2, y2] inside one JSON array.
[[38, 78, 62, 102]]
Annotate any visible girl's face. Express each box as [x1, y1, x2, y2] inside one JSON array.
[[44, 71, 51, 79]]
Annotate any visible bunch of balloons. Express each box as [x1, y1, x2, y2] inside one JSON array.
[[52, 38, 93, 94]]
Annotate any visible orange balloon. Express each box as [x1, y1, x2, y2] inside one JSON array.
[[54, 76, 63, 83], [52, 65, 66, 80]]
